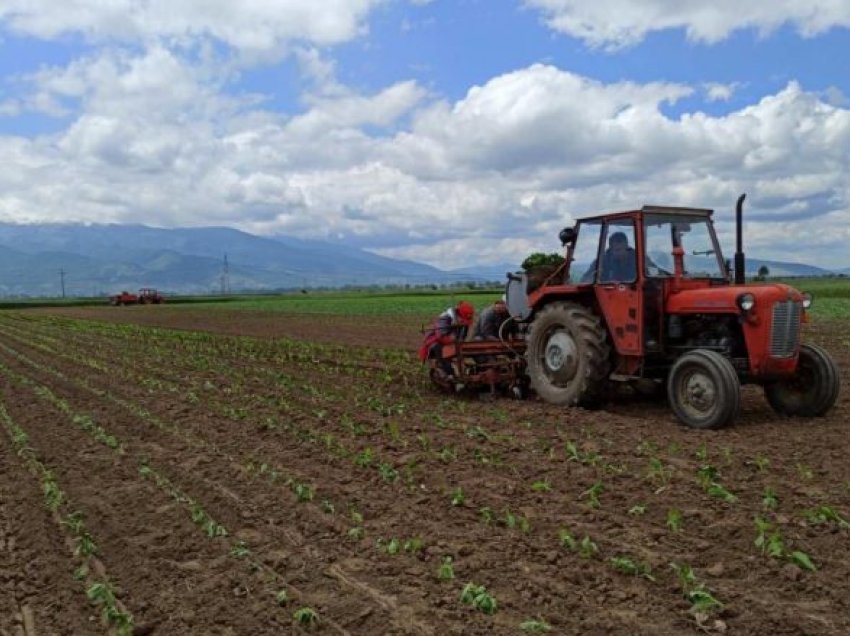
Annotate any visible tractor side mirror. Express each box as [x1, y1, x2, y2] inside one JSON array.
[[558, 227, 577, 246]]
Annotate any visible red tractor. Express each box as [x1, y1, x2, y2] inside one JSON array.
[[109, 288, 164, 306], [137, 288, 164, 304], [506, 194, 840, 428]]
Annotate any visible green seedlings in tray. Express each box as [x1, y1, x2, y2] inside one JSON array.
[[460, 582, 498, 615]]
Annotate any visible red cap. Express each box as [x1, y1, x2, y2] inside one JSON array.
[[456, 301, 474, 324]]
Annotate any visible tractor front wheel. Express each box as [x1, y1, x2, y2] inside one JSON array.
[[526, 302, 610, 406], [764, 343, 840, 417], [667, 350, 740, 429]]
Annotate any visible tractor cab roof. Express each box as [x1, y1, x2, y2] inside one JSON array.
[[577, 206, 713, 223]]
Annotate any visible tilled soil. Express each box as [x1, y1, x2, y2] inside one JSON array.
[[2, 306, 849, 635]]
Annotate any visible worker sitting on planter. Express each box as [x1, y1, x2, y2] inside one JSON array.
[[418, 300, 475, 379], [473, 297, 518, 341]]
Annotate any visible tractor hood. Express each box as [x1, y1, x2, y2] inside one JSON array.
[[666, 283, 805, 314]]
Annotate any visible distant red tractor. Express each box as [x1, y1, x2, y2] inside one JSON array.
[[504, 194, 840, 428], [109, 288, 164, 306]]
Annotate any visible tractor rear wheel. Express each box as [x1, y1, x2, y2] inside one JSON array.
[[667, 350, 740, 429], [526, 302, 610, 406], [764, 343, 840, 417]]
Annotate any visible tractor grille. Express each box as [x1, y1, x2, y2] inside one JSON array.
[[770, 300, 801, 358]]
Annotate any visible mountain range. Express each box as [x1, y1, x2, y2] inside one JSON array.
[[0, 223, 491, 297], [0, 223, 845, 297]]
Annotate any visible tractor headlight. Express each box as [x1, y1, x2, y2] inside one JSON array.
[[802, 292, 813, 309], [736, 293, 756, 312]]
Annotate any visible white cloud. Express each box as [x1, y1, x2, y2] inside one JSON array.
[[2, 54, 850, 268], [704, 82, 741, 102], [524, 0, 850, 49], [0, 0, 388, 52]]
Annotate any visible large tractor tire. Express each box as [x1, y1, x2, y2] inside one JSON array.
[[667, 350, 740, 429], [526, 302, 610, 406], [764, 343, 840, 417]]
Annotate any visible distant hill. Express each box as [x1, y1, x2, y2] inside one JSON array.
[[448, 263, 518, 282], [0, 223, 480, 297], [0, 222, 845, 297], [744, 258, 832, 278]]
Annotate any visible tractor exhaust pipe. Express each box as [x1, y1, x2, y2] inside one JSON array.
[[734, 193, 746, 285]]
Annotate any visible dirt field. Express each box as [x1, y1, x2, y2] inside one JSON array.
[[1, 305, 848, 635]]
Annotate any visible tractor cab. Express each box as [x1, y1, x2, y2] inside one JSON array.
[[573, 208, 730, 367], [507, 194, 839, 429]]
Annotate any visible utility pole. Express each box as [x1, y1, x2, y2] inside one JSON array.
[[59, 269, 66, 298], [220, 253, 230, 295]]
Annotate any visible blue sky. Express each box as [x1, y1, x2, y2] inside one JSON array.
[[1, 0, 849, 269]]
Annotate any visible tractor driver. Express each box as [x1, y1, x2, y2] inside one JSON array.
[[581, 231, 639, 283]]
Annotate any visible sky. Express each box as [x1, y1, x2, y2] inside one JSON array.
[[1, 0, 849, 270]]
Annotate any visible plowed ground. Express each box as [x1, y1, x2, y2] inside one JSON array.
[[0, 304, 848, 635]]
